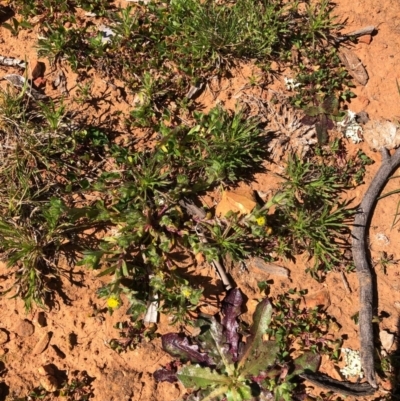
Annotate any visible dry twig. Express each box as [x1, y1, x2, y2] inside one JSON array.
[[352, 147, 400, 388], [179, 199, 233, 290]]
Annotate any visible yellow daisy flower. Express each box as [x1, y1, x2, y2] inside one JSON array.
[[107, 295, 121, 310], [256, 216, 266, 226]]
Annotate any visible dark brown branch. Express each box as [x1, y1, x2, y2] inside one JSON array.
[[300, 372, 376, 396], [352, 147, 400, 388]]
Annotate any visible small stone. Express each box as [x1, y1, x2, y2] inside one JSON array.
[[379, 330, 394, 352], [33, 312, 47, 328], [356, 111, 369, 124], [374, 233, 390, 246], [15, 319, 35, 337], [40, 375, 58, 392], [338, 48, 368, 86], [0, 329, 8, 345], [38, 365, 56, 376], [32, 332, 51, 355], [33, 77, 47, 89], [38, 366, 47, 376], [156, 381, 181, 400], [216, 190, 257, 217], [250, 257, 290, 278], [363, 120, 400, 151], [358, 34, 372, 44], [31, 61, 46, 80], [0, 348, 7, 356]]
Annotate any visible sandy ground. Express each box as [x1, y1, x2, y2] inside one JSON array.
[[0, 0, 400, 400]]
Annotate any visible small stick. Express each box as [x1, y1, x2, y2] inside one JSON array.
[[335, 26, 376, 43], [212, 260, 233, 291], [195, 225, 233, 291], [179, 199, 233, 290], [340, 270, 351, 294], [343, 26, 376, 37], [301, 372, 375, 396]]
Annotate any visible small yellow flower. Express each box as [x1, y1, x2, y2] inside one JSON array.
[[107, 295, 120, 310], [256, 216, 266, 226], [181, 286, 192, 299]]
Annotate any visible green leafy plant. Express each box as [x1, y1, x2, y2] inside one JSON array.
[[75, 106, 269, 322], [375, 251, 399, 275], [301, 95, 343, 144], [269, 151, 355, 275], [108, 319, 158, 353], [0, 198, 95, 309], [262, 287, 342, 360], [162, 0, 292, 74], [154, 289, 320, 401], [14, 0, 352, 112], [0, 0, 362, 328], [37, 22, 88, 68], [2, 17, 32, 36], [73, 79, 94, 105], [158, 106, 265, 187], [59, 370, 94, 401]]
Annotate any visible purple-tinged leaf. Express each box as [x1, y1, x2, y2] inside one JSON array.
[[322, 96, 339, 116], [153, 368, 178, 383], [162, 333, 214, 365], [326, 117, 335, 130], [300, 115, 317, 126], [316, 115, 328, 145], [153, 360, 181, 383], [222, 288, 243, 361], [238, 298, 279, 376], [196, 316, 234, 373]]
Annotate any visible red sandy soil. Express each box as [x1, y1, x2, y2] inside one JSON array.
[[0, 1, 400, 400]]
